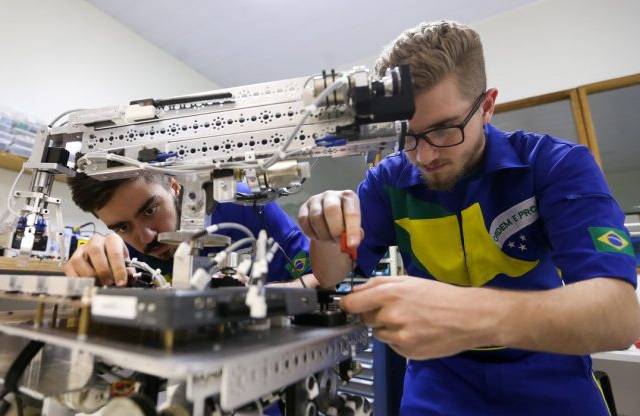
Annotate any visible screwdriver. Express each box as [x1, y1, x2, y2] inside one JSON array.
[[340, 231, 358, 291]]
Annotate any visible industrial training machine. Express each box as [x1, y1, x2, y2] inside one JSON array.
[[0, 65, 414, 415]]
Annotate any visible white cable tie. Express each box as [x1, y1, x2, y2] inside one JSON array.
[[213, 251, 227, 265], [237, 258, 252, 275]]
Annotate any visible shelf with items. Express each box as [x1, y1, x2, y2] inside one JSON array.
[[0, 109, 43, 158], [0, 108, 70, 181]]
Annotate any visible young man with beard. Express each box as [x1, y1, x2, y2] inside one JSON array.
[[64, 172, 316, 287], [298, 21, 640, 415]]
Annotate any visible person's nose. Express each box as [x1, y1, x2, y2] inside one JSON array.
[[414, 138, 440, 165], [135, 225, 156, 247]]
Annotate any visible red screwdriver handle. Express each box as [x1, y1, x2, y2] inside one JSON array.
[[340, 232, 358, 261]]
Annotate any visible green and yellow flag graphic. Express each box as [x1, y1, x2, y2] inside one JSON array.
[[588, 227, 634, 256], [285, 250, 310, 278], [386, 187, 539, 287]]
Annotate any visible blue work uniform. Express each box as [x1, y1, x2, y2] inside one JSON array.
[[127, 183, 312, 283], [356, 124, 637, 415]]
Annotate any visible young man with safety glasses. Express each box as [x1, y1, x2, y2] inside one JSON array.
[[298, 20, 640, 415]]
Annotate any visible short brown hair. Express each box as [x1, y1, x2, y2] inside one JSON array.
[[375, 21, 486, 100], [68, 171, 170, 214]]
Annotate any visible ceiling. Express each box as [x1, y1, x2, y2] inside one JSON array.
[[87, 0, 538, 87]]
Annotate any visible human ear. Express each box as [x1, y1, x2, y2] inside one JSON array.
[[482, 88, 499, 124]]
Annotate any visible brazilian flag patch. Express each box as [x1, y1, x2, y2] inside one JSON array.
[[588, 227, 634, 256], [285, 250, 311, 278]]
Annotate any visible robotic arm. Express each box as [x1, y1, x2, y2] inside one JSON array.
[[10, 65, 414, 283]]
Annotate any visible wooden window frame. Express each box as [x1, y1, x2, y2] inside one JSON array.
[[577, 73, 640, 169], [494, 89, 592, 160], [494, 73, 640, 167]]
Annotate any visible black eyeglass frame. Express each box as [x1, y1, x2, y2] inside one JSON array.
[[403, 92, 487, 150]]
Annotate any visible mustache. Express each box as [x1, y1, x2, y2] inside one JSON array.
[[144, 238, 163, 255], [416, 161, 447, 170]]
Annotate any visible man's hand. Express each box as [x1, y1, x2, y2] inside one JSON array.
[[63, 233, 130, 286], [340, 276, 494, 360], [298, 190, 363, 248], [342, 275, 640, 358], [298, 190, 364, 287]]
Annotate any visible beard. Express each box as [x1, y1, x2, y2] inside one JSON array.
[[419, 132, 485, 191], [421, 166, 466, 192]]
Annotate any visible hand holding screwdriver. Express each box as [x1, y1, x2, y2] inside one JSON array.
[[298, 190, 363, 288], [341, 231, 358, 291], [298, 190, 363, 247]]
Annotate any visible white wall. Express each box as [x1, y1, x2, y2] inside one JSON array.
[[0, 0, 218, 229], [0, 0, 217, 122], [475, 0, 640, 103]]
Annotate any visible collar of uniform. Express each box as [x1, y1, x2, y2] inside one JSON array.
[[481, 123, 529, 174], [394, 124, 528, 189]]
